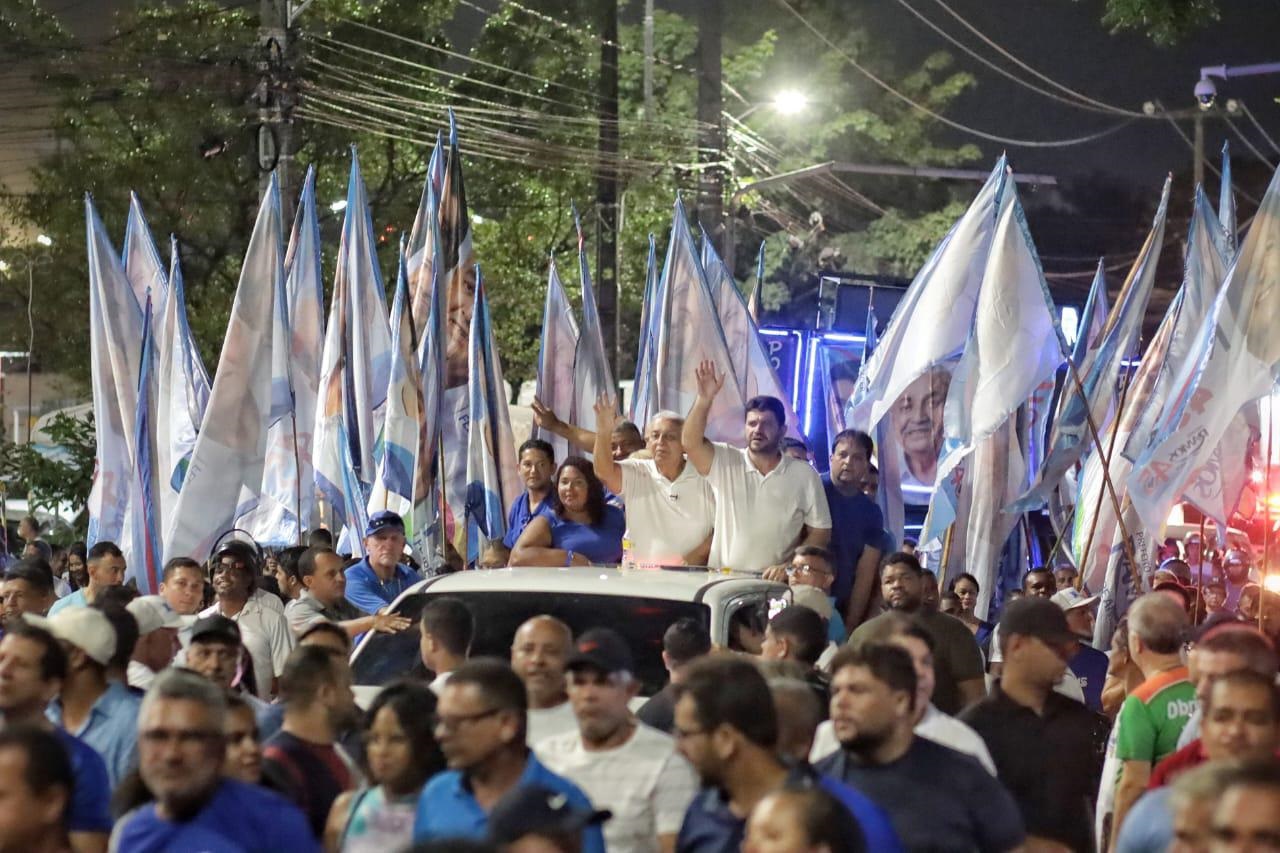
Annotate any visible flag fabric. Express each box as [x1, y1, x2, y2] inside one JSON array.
[[154, 237, 211, 536], [1075, 259, 1111, 360], [571, 206, 616, 435], [631, 234, 660, 425], [1010, 178, 1170, 513], [962, 412, 1030, 620], [534, 255, 579, 461], [1220, 141, 1238, 256], [407, 131, 446, 340], [936, 180, 1067, 502], [652, 198, 746, 444], [747, 241, 765, 323], [1126, 167, 1280, 536], [368, 240, 424, 520], [123, 294, 161, 593], [85, 195, 145, 548], [163, 176, 286, 561], [860, 309, 906, 545], [410, 177, 449, 562], [464, 268, 520, 564], [848, 157, 1008, 433], [121, 193, 168, 319]]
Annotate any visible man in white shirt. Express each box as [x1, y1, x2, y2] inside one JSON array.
[[591, 400, 714, 566], [199, 542, 293, 696], [810, 612, 995, 773], [682, 361, 831, 575], [511, 615, 578, 744], [537, 628, 698, 853]]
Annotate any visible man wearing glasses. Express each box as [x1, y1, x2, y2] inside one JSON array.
[[115, 668, 316, 850], [412, 659, 606, 852], [786, 546, 846, 644]]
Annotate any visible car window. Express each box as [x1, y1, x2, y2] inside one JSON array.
[[352, 590, 709, 696]]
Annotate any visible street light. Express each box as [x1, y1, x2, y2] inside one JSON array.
[[735, 88, 812, 121], [34, 234, 52, 247]]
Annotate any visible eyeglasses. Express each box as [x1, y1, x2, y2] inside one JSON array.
[[434, 707, 503, 733], [787, 563, 832, 578]]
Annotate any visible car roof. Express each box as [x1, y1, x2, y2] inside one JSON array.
[[408, 566, 781, 604]]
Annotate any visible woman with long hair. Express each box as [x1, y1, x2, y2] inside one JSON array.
[[947, 572, 994, 656], [510, 456, 626, 566]]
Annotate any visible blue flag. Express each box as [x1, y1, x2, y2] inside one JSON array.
[[1220, 141, 1237, 256], [535, 255, 580, 462]]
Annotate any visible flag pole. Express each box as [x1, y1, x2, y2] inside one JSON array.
[[291, 410, 303, 545], [1262, 397, 1273, 631], [939, 524, 954, 588]]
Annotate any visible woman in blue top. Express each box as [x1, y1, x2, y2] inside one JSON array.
[[510, 456, 626, 565]]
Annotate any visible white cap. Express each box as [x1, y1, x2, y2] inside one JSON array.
[[790, 585, 835, 621], [26, 608, 117, 666], [1051, 588, 1099, 613], [127, 595, 189, 634]]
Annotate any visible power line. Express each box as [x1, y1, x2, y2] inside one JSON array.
[[1222, 113, 1277, 170], [772, 0, 1139, 148], [1239, 101, 1280, 158]]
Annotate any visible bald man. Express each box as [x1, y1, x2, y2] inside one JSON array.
[[511, 615, 577, 743]]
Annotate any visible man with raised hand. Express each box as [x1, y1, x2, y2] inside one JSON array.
[[681, 360, 830, 575]]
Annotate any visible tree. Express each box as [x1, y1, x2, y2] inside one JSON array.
[[1096, 0, 1220, 45], [0, 412, 95, 538]]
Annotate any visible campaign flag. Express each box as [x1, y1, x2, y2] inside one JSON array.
[[652, 198, 746, 444], [1220, 141, 1238, 256], [464, 268, 520, 564], [407, 130, 446, 339], [936, 180, 1067, 503], [123, 294, 161, 593], [534, 255, 579, 461], [747, 241, 765, 323], [410, 177, 449, 561], [1126, 168, 1280, 536], [121, 193, 168, 319], [368, 241, 424, 520], [85, 196, 145, 548], [1011, 178, 1170, 513], [848, 157, 1008, 432], [1074, 259, 1111, 366], [571, 206, 616, 435], [701, 232, 802, 436], [164, 176, 286, 561], [962, 412, 1030, 620], [631, 234, 659, 425], [859, 309, 906, 544], [154, 238, 212, 535]]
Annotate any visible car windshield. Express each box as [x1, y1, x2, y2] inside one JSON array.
[[352, 589, 709, 696]]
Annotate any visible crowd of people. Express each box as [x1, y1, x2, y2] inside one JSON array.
[[1, 377, 1278, 852]]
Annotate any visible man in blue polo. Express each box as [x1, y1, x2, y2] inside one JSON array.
[[413, 659, 605, 852], [481, 438, 557, 567], [343, 511, 419, 615]]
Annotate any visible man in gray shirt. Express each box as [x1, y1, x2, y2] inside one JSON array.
[[285, 547, 409, 640]]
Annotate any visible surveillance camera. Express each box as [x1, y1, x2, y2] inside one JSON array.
[[1194, 77, 1217, 108]]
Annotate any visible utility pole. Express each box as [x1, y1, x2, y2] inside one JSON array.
[[1193, 110, 1205, 188], [257, 0, 295, 218], [596, 0, 620, 376], [642, 0, 654, 119], [695, 0, 724, 250]]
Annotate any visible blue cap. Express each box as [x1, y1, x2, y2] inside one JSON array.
[[365, 510, 405, 538]]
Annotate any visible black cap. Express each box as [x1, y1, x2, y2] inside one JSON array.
[[566, 627, 634, 675], [189, 614, 241, 646], [998, 596, 1076, 647], [488, 783, 610, 844]]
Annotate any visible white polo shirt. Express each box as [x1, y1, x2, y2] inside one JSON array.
[[705, 443, 832, 574], [618, 458, 715, 564]]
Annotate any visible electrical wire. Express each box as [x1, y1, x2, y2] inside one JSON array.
[[772, 0, 1140, 148], [1239, 101, 1280, 157], [925, 0, 1147, 118], [1223, 112, 1277, 169]]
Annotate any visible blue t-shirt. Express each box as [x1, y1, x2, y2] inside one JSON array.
[[548, 505, 626, 564], [502, 492, 556, 549], [114, 778, 318, 853], [343, 559, 418, 614], [1068, 643, 1109, 713], [53, 728, 112, 834], [48, 680, 142, 789], [48, 588, 88, 616], [413, 753, 605, 853], [1114, 785, 1173, 853], [821, 476, 884, 609]]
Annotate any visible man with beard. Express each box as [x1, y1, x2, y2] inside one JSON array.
[[343, 511, 419, 615], [817, 644, 1024, 852], [113, 668, 315, 851], [683, 361, 831, 575], [536, 628, 698, 853], [819, 430, 884, 627], [260, 645, 361, 838], [484, 440, 557, 567], [889, 367, 949, 490], [511, 616, 578, 744], [848, 552, 986, 714]]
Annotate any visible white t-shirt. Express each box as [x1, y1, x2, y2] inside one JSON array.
[[536, 722, 699, 853], [527, 701, 578, 745], [809, 704, 997, 774], [429, 670, 453, 697], [618, 459, 715, 563], [200, 596, 295, 682], [705, 443, 832, 574]]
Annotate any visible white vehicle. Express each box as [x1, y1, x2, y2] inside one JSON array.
[[350, 566, 788, 707]]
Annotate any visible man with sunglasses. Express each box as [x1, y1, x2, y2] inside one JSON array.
[[199, 541, 294, 698], [413, 659, 605, 852]]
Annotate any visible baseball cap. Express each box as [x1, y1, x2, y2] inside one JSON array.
[[1050, 588, 1099, 613], [127, 595, 190, 634], [365, 510, 405, 538], [998, 596, 1077, 648], [26, 609, 117, 666], [566, 628, 634, 675], [790, 585, 835, 621], [488, 783, 611, 844], [188, 614, 241, 647]]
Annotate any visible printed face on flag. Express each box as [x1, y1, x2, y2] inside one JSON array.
[[891, 365, 951, 488], [444, 240, 476, 388]]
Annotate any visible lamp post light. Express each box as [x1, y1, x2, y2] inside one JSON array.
[[735, 89, 812, 121]]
